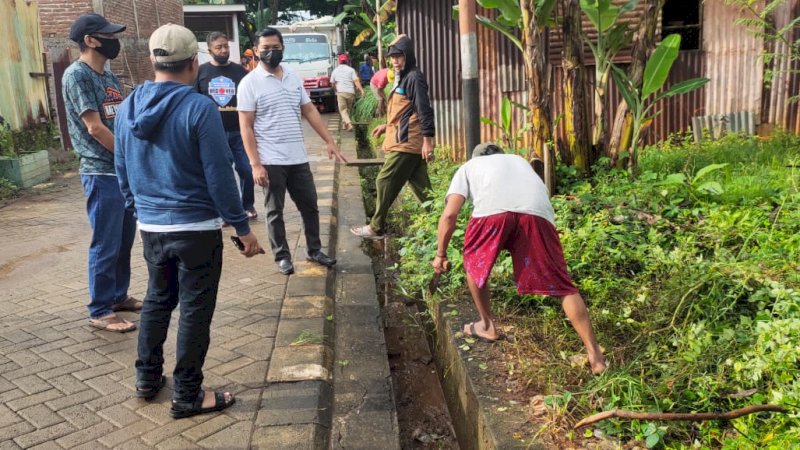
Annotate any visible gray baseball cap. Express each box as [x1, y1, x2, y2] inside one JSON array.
[[472, 142, 504, 159], [149, 23, 198, 63]]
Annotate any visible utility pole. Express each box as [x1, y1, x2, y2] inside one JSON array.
[[376, 0, 383, 67], [459, 0, 479, 159]]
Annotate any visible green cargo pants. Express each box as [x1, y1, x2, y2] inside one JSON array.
[[369, 151, 432, 234]]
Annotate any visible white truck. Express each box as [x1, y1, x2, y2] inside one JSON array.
[[273, 16, 344, 112]]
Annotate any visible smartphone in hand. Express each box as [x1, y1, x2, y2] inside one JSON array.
[[230, 236, 265, 254]]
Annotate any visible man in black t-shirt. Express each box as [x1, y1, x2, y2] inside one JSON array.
[[195, 32, 257, 219]]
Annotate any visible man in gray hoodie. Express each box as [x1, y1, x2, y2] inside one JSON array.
[[115, 24, 263, 418]]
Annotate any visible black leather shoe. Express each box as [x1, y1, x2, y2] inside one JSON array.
[[307, 251, 336, 267], [277, 258, 294, 275]]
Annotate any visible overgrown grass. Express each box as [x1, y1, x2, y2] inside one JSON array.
[[391, 133, 800, 448], [352, 89, 379, 124]]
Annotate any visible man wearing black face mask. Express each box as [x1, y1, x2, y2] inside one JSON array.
[[238, 27, 348, 275], [194, 32, 257, 221], [62, 13, 140, 332]]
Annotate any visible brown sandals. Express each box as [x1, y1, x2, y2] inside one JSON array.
[[89, 313, 136, 333]]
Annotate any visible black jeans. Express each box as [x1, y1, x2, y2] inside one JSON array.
[[264, 163, 322, 261], [136, 230, 223, 403]]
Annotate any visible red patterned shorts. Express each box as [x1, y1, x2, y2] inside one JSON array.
[[463, 212, 578, 296]]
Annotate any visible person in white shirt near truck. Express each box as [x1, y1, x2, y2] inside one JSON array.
[[330, 54, 364, 131]]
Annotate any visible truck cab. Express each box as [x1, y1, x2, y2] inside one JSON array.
[[274, 17, 343, 112], [283, 33, 336, 111]]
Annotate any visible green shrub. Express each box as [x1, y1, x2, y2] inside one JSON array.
[[0, 177, 19, 200], [0, 123, 57, 157], [352, 89, 379, 123]]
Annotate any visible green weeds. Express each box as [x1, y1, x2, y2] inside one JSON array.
[[0, 177, 19, 201], [388, 133, 800, 447]]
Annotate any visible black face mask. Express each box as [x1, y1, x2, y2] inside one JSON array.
[[212, 54, 229, 65], [93, 37, 121, 60], [259, 49, 283, 68]]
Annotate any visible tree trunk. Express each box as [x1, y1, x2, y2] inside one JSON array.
[[561, 0, 591, 173], [591, 65, 608, 158], [270, 0, 280, 24], [520, 0, 555, 193], [608, 0, 664, 166]]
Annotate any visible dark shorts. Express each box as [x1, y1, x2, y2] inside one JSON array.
[[463, 212, 578, 296]]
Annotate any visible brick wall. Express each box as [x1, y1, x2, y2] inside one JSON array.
[[41, 0, 183, 87], [39, 0, 184, 150]]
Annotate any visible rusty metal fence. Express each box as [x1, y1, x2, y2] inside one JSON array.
[[0, 0, 50, 132], [398, 0, 798, 160]]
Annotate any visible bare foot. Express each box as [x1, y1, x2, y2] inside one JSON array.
[[462, 321, 500, 342], [590, 356, 608, 375]]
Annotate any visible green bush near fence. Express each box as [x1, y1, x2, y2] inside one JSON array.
[[0, 123, 56, 158], [0, 177, 20, 201]]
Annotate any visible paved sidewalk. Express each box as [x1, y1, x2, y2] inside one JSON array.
[[0, 119, 339, 449]]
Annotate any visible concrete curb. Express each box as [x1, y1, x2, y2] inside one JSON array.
[[254, 117, 341, 449], [427, 300, 547, 450], [329, 126, 401, 449]]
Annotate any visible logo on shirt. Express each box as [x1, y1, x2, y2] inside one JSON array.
[[209, 76, 236, 107], [102, 87, 123, 119]]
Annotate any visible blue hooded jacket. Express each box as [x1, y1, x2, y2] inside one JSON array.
[[115, 81, 250, 236]]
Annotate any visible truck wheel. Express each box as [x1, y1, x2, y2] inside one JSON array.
[[324, 97, 337, 113]]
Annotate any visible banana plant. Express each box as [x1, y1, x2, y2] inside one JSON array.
[[454, 0, 556, 52], [579, 0, 638, 157], [344, 0, 397, 49], [480, 97, 532, 155], [611, 34, 709, 172]]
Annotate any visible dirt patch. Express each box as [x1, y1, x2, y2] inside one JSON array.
[[369, 240, 459, 449], [351, 124, 457, 448], [385, 300, 459, 449]]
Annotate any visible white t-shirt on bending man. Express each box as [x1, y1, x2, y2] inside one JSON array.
[[445, 154, 556, 225], [330, 65, 358, 94]]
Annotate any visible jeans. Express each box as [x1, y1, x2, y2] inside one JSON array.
[[136, 230, 223, 403], [227, 131, 255, 211], [80, 175, 137, 319], [263, 163, 322, 261]]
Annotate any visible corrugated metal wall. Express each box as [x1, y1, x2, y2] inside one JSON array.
[[703, 0, 764, 119], [397, 0, 797, 158], [761, 0, 800, 133], [396, 0, 464, 156], [0, 0, 49, 131]]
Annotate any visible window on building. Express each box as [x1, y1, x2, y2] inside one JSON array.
[[184, 14, 233, 43], [662, 0, 701, 50]]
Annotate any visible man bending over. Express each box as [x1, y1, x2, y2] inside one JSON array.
[[432, 143, 607, 375]]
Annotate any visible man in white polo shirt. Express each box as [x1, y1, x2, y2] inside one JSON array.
[[238, 27, 348, 275]]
